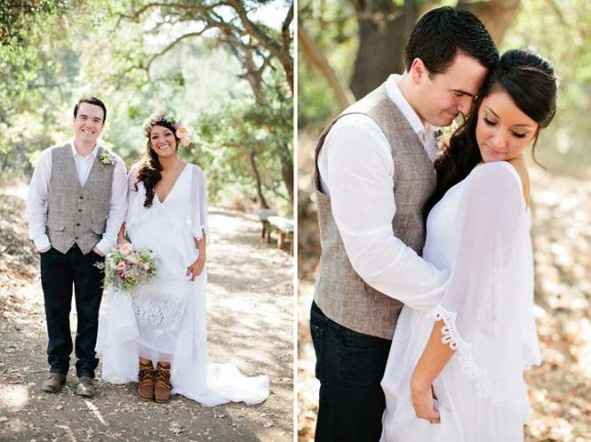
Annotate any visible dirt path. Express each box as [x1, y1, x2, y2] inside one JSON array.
[[0, 184, 294, 442]]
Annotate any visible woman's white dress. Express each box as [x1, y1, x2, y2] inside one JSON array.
[[97, 163, 269, 406], [380, 162, 541, 441]]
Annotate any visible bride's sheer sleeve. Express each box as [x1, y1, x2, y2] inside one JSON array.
[[191, 165, 208, 240], [125, 163, 142, 222], [130, 161, 143, 185], [427, 161, 536, 398]]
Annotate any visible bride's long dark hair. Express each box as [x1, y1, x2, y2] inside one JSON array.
[[136, 113, 181, 208], [423, 49, 558, 218]]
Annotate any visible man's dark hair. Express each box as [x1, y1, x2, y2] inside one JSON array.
[[73, 96, 107, 124], [404, 6, 499, 75]]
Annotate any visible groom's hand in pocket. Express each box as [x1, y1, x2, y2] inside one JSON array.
[[411, 380, 440, 424], [93, 247, 105, 257]]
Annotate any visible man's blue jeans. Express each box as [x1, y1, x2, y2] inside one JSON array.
[[310, 301, 392, 442]]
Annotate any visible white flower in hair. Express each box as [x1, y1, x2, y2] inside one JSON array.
[[175, 125, 192, 147]]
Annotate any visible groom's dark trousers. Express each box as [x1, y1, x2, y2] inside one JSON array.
[[310, 301, 391, 442], [40, 244, 105, 378]]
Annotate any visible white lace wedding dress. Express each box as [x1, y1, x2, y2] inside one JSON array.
[[380, 162, 541, 441], [97, 163, 269, 406]]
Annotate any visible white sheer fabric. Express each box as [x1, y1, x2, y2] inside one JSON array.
[[97, 163, 269, 406], [381, 162, 541, 441]]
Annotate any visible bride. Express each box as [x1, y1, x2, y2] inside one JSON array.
[[381, 49, 558, 441], [97, 113, 269, 406]]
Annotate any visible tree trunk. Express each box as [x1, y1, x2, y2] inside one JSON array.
[[279, 144, 294, 205], [349, 0, 418, 99], [281, 3, 294, 94], [299, 24, 353, 109], [458, 0, 521, 44], [248, 150, 270, 209], [349, 0, 521, 99]]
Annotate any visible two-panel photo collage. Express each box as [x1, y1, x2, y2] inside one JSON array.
[[1, 1, 589, 441]]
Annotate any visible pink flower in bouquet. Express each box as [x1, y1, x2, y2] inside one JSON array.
[[119, 243, 133, 256], [116, 261, 127, 273]]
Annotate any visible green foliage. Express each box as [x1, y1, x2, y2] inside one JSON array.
[[0, 12, 77, 175], [0, 0, 68, 45], [300, 0, 591, 177], [0, 0, 293, 212], [191, 70, 293, 213], [503, 0, 591, 176], [298, 0, 357, 129]]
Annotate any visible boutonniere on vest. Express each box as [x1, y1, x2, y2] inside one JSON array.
[[98, 151, 115, 166]]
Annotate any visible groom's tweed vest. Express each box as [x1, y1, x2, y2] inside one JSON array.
[[46, 144, 115, 254], [313, 82, 436, 340]]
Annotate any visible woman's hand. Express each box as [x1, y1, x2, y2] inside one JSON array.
[[411, 375, 440, 424], [117, 223, 128, 245], [186, 256, 205, 281]]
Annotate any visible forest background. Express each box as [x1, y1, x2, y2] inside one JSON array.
[[1, 0, 294, 215]]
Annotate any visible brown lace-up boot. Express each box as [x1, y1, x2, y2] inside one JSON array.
[[154, 361, 172, 403], [138, 359, 155, 401]]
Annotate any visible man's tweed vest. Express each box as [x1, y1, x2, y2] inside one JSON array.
[[46, 144, 115, 254], [313, 82, 436, 340]]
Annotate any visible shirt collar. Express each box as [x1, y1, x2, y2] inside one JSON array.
[[385, 74, 435, 145], [70, 140, 100, 159]]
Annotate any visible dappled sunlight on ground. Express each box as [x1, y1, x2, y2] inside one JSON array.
[[0, 186, 294, 442], [0, 384, 30, 413]]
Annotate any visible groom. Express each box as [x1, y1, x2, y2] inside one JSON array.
[[26, 96, 127, 397], [310, 7, 498, 441]]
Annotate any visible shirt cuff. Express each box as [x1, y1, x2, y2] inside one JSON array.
[[33, 234, 51, 253], [94, 238, 112, 256]]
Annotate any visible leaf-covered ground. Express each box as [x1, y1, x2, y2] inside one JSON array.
[[0, 183, 294, 442], [297, 165, 591, 441]]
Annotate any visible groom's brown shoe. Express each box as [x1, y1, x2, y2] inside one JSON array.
[[154, 362, 172, 403], [41, 372, 66, 393], [75, 376, 96, 397], [138, 359, 155, 401]]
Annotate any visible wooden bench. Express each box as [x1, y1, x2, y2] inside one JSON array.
[[268, 216, 294, 254], [255, 209, 277, 242]]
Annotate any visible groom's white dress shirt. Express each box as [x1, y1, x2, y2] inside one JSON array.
[[26, 141, 128, 255], [317, 74, 446, 300]]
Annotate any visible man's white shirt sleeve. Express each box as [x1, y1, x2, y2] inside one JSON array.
[[26, 149, 52, 252], [318, 114, 447, 303]]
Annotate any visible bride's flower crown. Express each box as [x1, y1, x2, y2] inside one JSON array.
[[145, 112, 192, 147]]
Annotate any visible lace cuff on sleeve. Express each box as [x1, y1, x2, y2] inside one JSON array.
[[428, 304, 493, 399]]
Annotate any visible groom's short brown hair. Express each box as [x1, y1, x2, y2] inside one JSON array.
[[404, 7, 498, 75], [73, 96, 107, 124]]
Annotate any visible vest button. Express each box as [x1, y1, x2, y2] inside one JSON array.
[[78, 209, 82, 213], [76, 223, 80, 227], [79, 196, 84, 200], [74, 236, 79, 240]]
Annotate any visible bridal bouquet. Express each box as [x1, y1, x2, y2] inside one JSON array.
[[97, 243, 157, 294]]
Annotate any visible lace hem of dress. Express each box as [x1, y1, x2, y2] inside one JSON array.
[[428, 305, 493, 399], [132, 297, 187, 335]]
